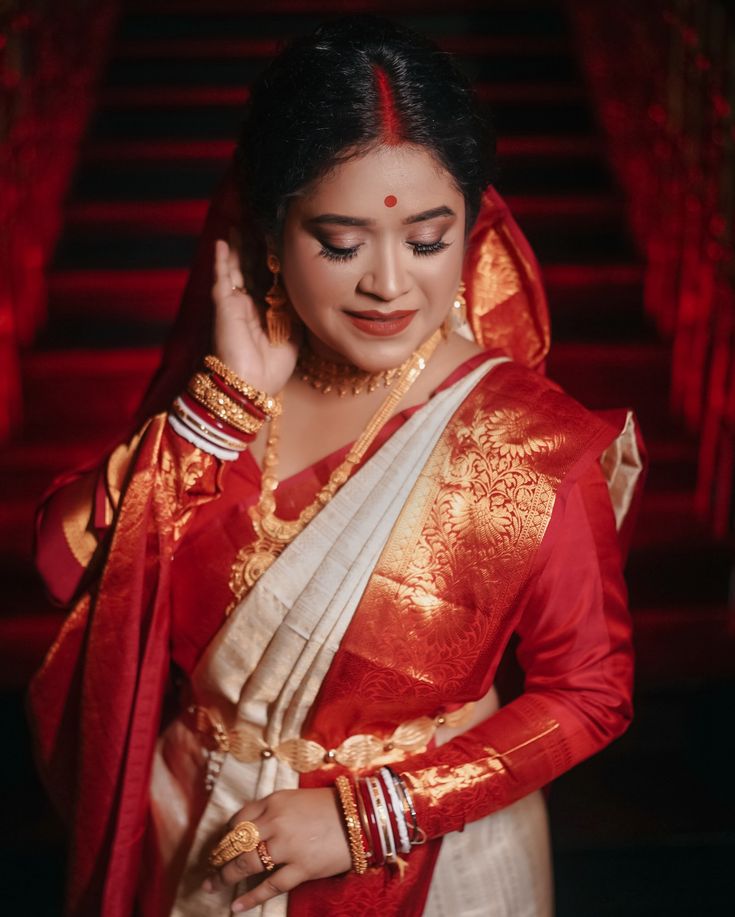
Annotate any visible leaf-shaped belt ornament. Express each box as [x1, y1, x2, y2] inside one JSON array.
[[189, 701, 475, 774]]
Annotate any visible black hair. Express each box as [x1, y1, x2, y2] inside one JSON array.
[[237, 15, 495, 245]]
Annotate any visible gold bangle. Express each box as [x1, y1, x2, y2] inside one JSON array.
[[335, 775, 369, 875], [188, 372, 264, 436], [204, 355, 282, 417]]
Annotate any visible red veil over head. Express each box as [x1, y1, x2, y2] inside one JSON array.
[[135, 162, 550, 423]]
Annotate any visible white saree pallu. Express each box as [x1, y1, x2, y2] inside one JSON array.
[[423, 790, 553, 917], [144, 356, 552, 917]]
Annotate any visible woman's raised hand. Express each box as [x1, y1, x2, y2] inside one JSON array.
[[212, 239, 298, 395], [205, 787, 352, 912]]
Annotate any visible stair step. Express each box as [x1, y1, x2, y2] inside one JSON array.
[[52, 233, 196, 271], [19, 348, 160, 438], [114, 35, 571, 60], [83, 138, 234, 163], [66, 199, 210, 234], [633, 606, 735, 687], [121, 3, 565, 37], [544, 265, 645, 327], [127, 0, 559, 11], [48, 269, 187, 322]]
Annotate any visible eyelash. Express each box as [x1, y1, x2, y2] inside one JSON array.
[[318, 240, 449, 262]]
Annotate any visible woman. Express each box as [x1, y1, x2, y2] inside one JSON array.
[[28, 16, 644, 917]]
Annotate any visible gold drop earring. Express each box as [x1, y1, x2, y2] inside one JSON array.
[[265, 253, 292, 345], [442, 280, 467, 338]]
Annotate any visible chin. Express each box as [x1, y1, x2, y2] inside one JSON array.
[[343, 336, 425, 373], [306, 328, 414, 371]]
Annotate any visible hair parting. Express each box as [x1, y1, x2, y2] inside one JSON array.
[[372, 64, 403, 145]]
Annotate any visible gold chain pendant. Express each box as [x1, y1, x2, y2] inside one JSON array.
[[225, 331, 442, 613]]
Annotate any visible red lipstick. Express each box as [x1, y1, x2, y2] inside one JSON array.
[[344, 309, 417, 336]]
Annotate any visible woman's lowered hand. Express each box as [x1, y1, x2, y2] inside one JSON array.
[[205, 787, 352, 912], [212, 239, 298, 395]]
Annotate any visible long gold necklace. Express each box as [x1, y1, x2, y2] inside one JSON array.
[[227, 330, 442, 611], [296, 347, 410, 397]]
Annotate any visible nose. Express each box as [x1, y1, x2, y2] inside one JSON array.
[[358, 240, 409, 302]]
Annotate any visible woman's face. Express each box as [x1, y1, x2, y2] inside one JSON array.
[[280, 144, 466, 371]]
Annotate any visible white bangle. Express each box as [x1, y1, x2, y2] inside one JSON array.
[[380, 768, 411, 855], [368, 775, 397, 865], [365, 776, 389, 864], [168, 412, 240, 461], [172, 397, 249, 451]]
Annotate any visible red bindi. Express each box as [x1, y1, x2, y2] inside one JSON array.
[[384, 195, 398, 208]]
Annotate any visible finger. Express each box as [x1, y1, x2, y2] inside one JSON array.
[[226, 229, 245, 291], [231, 864, 304, 914], [227, 799, 268, 832], [214, 239, 231, 283], [228, 248, 245, 292], [214, 848, 264, 889], [205, 804, 273, 891], [228, 228, 245, 290], [213, 239, 238, 297]]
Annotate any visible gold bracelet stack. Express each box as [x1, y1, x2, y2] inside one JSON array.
[[188, 372, 265, 436], [204, 355, 282, 418], [335, 775, 369, 875]]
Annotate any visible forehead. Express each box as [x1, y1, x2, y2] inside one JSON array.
[[294, 144, 464, 216]]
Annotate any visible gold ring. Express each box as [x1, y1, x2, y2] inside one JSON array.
[[208, 820, 261, 868], [256, 839, 276, 872]]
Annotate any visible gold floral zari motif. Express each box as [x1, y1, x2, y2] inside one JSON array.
[[157, 446, 209, 543], [190, 702, 475, 773]]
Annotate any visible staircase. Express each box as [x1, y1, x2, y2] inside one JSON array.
[[1, 1, 733, 914]]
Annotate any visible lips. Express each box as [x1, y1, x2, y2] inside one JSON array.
[[343, 309, 417, 337], [344, 310, 416, 320]]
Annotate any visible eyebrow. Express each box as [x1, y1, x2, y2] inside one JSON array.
[[306, 205, 456, 228]]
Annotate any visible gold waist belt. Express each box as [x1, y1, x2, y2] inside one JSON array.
[[189, 702, 475, 773]]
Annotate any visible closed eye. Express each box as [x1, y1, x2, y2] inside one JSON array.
[[409, 240, 450, 256], [319, 239, 450, 262], [318, 242, 361, 262]]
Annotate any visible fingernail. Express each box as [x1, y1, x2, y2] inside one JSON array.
[[231, 903, 245, 914], [202, 878, 213, 892]]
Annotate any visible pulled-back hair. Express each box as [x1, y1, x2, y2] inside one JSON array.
[[237, 15, 495, 241]]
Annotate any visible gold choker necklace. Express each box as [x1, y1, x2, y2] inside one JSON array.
[[296, 347, 410, 397], [226, 330, 442, 610]]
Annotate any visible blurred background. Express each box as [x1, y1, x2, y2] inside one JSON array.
[[1, 0, 734, 914]]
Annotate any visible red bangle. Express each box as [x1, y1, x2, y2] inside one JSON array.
[[358, 779, 384, 867], [208, 372, 268, 421], [180, 391, 257, 443]]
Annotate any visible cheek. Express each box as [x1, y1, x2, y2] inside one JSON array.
[[283, 247, 355, 321], [419, 252, 463, 306]]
